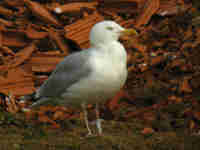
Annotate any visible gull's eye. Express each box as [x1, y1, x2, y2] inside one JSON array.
[[106, 26, 114, 30]]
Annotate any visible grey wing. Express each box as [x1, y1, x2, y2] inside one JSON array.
[[35, 50, 92, 98]]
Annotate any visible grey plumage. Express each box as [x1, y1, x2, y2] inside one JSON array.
[[35, 49, 92, 99]]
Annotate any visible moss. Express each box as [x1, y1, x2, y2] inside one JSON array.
[[184, 135, 200, 150], [0, 115, 188, 150], [146, 132, 184, 150]]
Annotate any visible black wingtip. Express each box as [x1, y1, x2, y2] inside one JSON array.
[[19, 92, 39, 102]]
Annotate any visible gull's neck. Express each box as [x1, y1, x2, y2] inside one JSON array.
[[92, 41, 123, 51], [92, 40, 127, 64]]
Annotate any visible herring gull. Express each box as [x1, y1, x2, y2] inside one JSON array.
[[21, 20, 138, 136]]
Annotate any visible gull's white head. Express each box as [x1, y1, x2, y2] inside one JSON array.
[[90, 21, 125, 46]]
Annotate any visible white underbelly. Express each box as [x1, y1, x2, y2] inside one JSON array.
[[61, 66, 127, 105]]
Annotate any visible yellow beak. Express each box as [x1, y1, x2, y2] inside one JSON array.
[[120, 29, 138, 36]]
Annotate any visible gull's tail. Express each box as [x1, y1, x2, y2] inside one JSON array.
[[19, 92, 38, 103], [18, 92, 38, 112], [19, 92, 51, 110]]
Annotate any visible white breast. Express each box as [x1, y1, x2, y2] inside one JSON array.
[[61, 41, 127, 105]]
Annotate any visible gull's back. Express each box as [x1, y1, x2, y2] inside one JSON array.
[[35, 49, 93, 100]]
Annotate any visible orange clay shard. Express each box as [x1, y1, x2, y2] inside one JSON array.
[[48, 27, 70, 55], [54, 2, 98, 14], [135, 0, 160, 28], [23, 0, 61, 26]]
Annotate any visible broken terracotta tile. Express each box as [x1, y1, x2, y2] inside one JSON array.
[[27, 51, 66, 72], [157, 0, 179, 16], [168, 95, 183, 103], [0, 6, 14, 18], [98, 1, 138, 13], [135, 0, 160, 28], [54, 2, 98, 14], [0, 46, 15, 56], [98, 0, 142, 2], [0, 67, 35, 96], [5, 93, 19, 113], [1, 30, 30, 47], [48, 27, 70, 55], [4, 0, 25, 7], [23, 0, 61, 26], [141, 127, 154, 135], [25, 25, 48, 40], [150, 55, 165, 66], [0, 18, 13, 27], [53, 110, 67, 120], [179, 77, 192, 93], [6, 42, 37, 69]]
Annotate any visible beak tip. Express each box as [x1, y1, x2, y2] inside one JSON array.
[[122, 29, 138, 36]]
